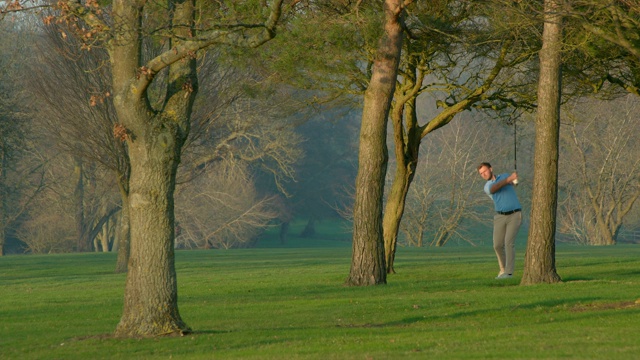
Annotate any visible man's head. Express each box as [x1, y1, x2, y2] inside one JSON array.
[[477, 162, 493, 181]]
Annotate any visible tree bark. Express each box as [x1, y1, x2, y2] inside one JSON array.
[[115, 127, 189, 336], [521, 0, 563, 285], [346, 0, 405, 286], [115, 173, 131, 273]]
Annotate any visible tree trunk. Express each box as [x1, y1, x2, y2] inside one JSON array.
[[590, 199, 620, 245], [112, 0, 194, 336], [300, 217, 316, 238], [383, 97, 420, 274], [521, 0, 563, 285], [347, 0, 405, 286], [99, 217, 110, 252], [73, 156, 88, 252], [279, 221, 289, 244], [595, 215, 616, 245], [382, 169, 411, 274], [114, 129, 190, 336]]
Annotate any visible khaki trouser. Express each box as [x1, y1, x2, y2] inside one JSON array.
[[493, 212, 522, 275]]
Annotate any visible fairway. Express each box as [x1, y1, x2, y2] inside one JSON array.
[[1, 242, 640, 359]]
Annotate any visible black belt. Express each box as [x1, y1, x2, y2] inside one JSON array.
[[497, 209, 521, 215]]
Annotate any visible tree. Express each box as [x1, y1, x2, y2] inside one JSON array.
[[264, 1, 538, 274], [176, 89, 303, 250], [399, 115, 499, 248], [287, 109, 359, 238], [380, 0, 545, 273], [521, 0, 563, 285], [558, 96, 640, 245], [176, 159, 281, 249], [566, 0, 640, 97], [26, 20, 127, 256], [346, 0, 407, 286], [22, 0, 290, 337], [13, 149, 118, 253], [0, 20, 46, 256]]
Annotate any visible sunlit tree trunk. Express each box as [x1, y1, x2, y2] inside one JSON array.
[[521, 0, 563, 285], [113, 1, 194, 337], [383, 98, 420, 274], [347, 0, 405, 286]]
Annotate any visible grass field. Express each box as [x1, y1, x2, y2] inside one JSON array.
[[1, 231, 640, 359]]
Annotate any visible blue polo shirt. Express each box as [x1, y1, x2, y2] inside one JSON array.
[[484, 173, 521, 212]]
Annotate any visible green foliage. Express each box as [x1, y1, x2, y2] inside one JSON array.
[[255, 1, 383, 98], [2, 244, 640, 358], [562, 0, 640, 97]]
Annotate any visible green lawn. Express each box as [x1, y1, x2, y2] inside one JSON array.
[[1, 239, 639, 359]]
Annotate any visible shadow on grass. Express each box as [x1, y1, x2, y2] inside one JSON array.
[[71, 329, 232, 342], [335, 316, 426, 328], [190, 329, 233, 335], [560, 276, 597, 282]]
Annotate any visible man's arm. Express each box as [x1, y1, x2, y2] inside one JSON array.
[[489, 172, 518, 194]]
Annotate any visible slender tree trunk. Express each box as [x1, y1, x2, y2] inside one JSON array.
[[383, 165, 413, 273], [100, 218, 110, 252], [521, 0, 563, 285], [347, 0, 405, 286], [383, 96, 420, 274], [280, 221, 289, 244], [73, 156, 88, 252]]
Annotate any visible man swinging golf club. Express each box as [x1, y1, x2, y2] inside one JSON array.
[[477, 162, 522, 279]]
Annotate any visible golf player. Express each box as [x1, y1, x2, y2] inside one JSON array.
[[477, 162, 522, 279]]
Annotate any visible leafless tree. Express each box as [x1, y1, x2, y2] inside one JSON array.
[[183, 95, 304, 195], [0, 19, 46, 255], [558, 96, 640, 245], [16, 149, 120, 251], [24, 19, 127, 257], [399, 115, 502, 247], [175, 159, 281, 249]]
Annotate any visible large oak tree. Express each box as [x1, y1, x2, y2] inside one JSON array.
[[42, 0, 289, 337]]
